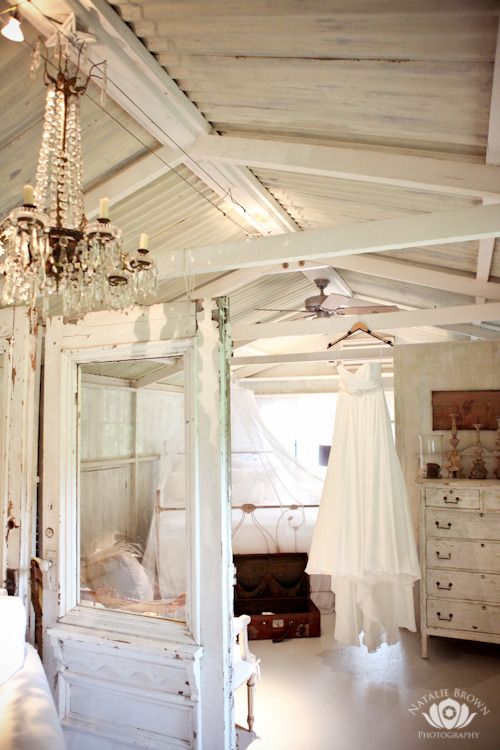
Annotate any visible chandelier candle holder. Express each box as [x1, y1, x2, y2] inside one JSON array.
[[469, 424, 488, 480], [495, 417, 500, 480], [0, 42, 157, 320]]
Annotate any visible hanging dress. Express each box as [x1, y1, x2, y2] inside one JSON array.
[[306, 362, 420, 651]]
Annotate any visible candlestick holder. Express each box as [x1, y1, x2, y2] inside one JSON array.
[[494, 417, 500, 480], [446, 413, 461, 478], [469, 423, 488, 480]]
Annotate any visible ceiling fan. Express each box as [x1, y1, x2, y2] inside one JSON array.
[[258, 278, 399, 319]]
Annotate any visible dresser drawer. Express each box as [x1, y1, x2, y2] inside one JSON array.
[[426, 539, 500, 572], [427, 598, 500, 634], [426, 509, 500, 541], [426, 569, 500, 603], [425, 487, 479, 510], [482, 489, 500, 512]]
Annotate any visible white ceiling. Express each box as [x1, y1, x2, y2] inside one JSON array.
[[1, 0, 500, 390]]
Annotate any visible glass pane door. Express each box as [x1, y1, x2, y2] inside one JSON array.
[[78, 358, 187, 621]]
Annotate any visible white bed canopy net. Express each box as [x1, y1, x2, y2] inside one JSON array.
[[142, 384, 324, 600]]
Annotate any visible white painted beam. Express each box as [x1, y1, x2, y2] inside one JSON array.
[[241, 362, 394, 381], [475, 23, 500, 304], [85, 145, 183, 217], [486, 20, 500, 167], [441, 324, 500, 340], [232, 302, 500, 342], [178, 253, 499, 317], [330, 255, 500, 300], [190, 134, 500, 200], [476, 236, 497, 295], [157, 204, 500, 278], [232, 347, 393, 367]]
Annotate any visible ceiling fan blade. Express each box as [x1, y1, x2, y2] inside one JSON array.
[[321, 293, 353, 310], [339, 305, 399, 316], [255, 307, 305, 313]]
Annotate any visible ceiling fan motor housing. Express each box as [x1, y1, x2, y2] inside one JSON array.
[[304, 278, 330, 310]]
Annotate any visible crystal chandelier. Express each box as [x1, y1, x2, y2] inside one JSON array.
[[0, 44, 157, 320]]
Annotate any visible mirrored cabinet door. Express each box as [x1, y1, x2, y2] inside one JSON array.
[[79, 358, 187, 622]]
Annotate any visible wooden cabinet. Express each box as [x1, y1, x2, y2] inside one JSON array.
[[419, 480, 500, 658]]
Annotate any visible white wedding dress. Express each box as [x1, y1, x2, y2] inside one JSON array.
[[306, 362, 420, 651]]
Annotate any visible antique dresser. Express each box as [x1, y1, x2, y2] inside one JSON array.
[[419, 479, 500, 657]]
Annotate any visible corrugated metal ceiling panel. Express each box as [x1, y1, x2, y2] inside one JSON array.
[[112, 0, 498, 156], [108, 165, 254, 256], [253, 168, 478, 229]]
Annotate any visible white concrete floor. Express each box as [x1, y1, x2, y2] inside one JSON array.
[[235, 614, 500, 750]]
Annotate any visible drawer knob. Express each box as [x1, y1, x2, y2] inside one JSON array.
[[436, 551, 451, 560], [436, 582, 453, 591], [435, 521, 452, 530], [437, 612, 453, 621], [444, 496, 460, 504], [472, 625, 478, 630]]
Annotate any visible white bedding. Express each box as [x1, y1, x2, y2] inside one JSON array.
[[0, 644, 65, 750]]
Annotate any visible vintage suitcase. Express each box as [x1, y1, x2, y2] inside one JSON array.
[[233, 552, 321, 641]]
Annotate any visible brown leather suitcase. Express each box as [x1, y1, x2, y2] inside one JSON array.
[[233, 552, 321, 640]]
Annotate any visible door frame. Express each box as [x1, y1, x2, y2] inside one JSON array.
[[40, 300, 234, 749], [0, 307, 40, 614]]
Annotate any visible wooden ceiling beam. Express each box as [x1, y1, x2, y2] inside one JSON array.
[[232, 302, 500, 342], [232, 348, 393, 368], [190, 134, 500, 200], [329, 255, 500, 300], [441, 324, 500, 339], [238, 362, 394, 382], [156, 204, 500, 278], [476, 24, 500, 304]]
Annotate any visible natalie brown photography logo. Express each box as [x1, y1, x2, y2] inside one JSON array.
[[408, 688, 489, 740]]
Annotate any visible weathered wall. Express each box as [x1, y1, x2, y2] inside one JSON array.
[[394, 340, 500, 530]]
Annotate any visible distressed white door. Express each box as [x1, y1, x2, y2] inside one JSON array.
[[39, 301, 234, 750], [0, 307, 40, 614]]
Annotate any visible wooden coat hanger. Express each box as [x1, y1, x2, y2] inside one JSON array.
[[327, 321, 394, 350]]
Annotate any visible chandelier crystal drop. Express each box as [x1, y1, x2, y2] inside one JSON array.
[[0, 46, 158, 320]]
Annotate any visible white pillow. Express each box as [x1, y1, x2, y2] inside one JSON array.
[[84, 554, 154, 601], [0, 596, 26, 685]]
